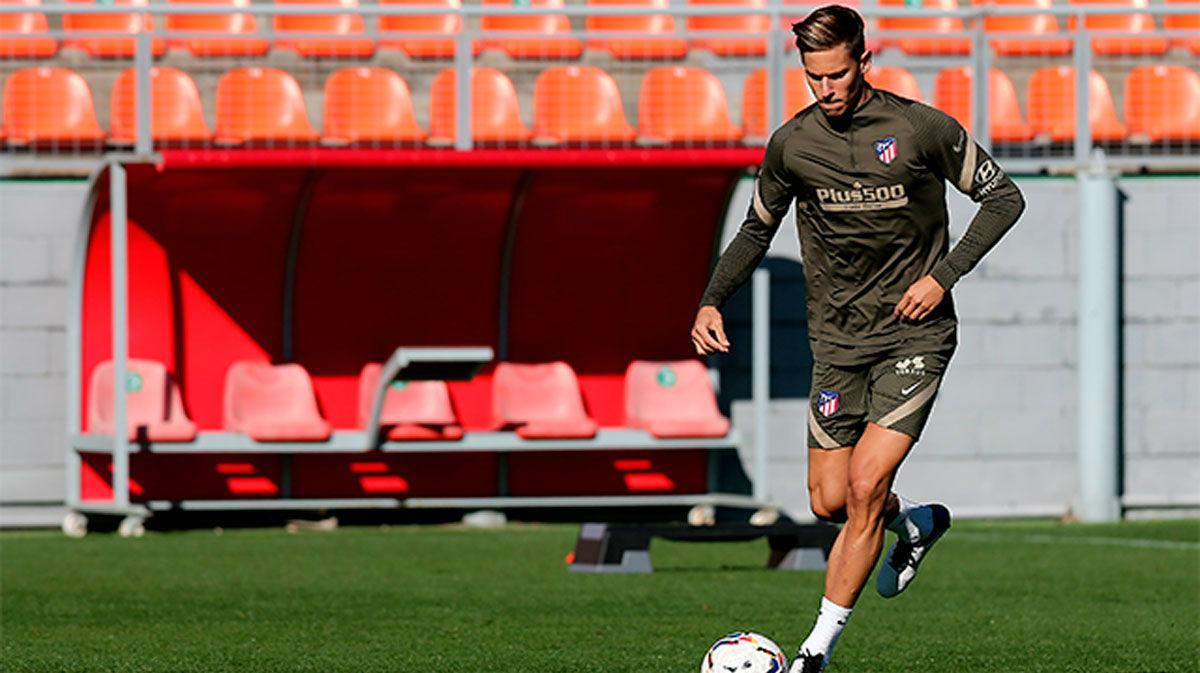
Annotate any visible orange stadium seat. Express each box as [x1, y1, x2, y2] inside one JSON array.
[[379, 0, 473, 59], [1027, 67, 1126, 143], [1165, 0, 1200, 54], [624, 360, 730, 438], [686, 0, 770, 57], [88, 359, 198, 442], [742, 67, 815, 140], [1124, 65, 1200, 142], [935, 67, 1033, 143], [357, 363, 463, 441], [493, 362, 599, 439], [2, 67, 105, 144], [866, 65, 924, 101], [224, 361, 333, 441], [323, 67, 425, 143], [0, 0, 57, 58], [586, 0, 687, 59], [877, 0, 971, 56], [984, 0, 1071, 56], [428, 67, 533, 143], [109, 67, 212, 144], [638, 66, 742, 143], [214, 67, 319, 144], [480, 0, 583, 59], [274, 0, 375, 58], [1067, 0, 1168, 56], [533, 66, 636, 143], [63, 0, 166, 58], [166, 0, 269, 57]]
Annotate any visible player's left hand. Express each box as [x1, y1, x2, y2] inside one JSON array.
[[895, 275, 945, 323]]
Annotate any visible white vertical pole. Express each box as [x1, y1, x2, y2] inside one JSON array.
[[110, 162, 131, 510], [752, 268, 770, 502], [1077, 149, 1121, 522], [453, 23, 473, 151]]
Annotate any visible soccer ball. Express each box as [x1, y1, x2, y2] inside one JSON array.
[[700, 632, 788, 673]]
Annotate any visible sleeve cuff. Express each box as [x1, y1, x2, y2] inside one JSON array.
[[929, 262, 960, 292]]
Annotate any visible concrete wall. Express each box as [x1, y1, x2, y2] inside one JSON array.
[[0, 174, 1197, 525]]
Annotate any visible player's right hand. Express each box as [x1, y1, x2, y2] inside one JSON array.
[[692, 306, 731, 355]]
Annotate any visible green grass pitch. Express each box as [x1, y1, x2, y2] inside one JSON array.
[[2, 519, 1198, 672]]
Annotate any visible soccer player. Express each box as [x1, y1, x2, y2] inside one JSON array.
[[690, 6, 1025, 672]]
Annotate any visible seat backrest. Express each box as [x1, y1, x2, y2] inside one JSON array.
[[492, 361, 590, 425], [638, 66, 741, 142], [223, 361, 323, 428], [428, 67, 532, 142], [934, 66, 1030, 140], [533, 65, 635, 142], [685, 0, 770, 32], [586, 0, 675, 33], [167, 0, 259, 34], [624, 360, 722, 424], [1068, 0, 1156, 31], [274, 0, 365, 34], [481, 0, 571, 32], [88, 358, 195, 432], [1027, 66, 1125, 140], [878, 0, 965, 31], [866, 66, 923, 102], [324, 67, 424, 143], [110, 67, 212, 142], [1124, 65, 1200, 139], [741, 67, 815, 138], [63, 0, 154, 33], [984, 0, 1060, 33], [1164, 0, 1199, 29], [215, 67, 318, 142], [379, 0, 461, 34], [2, 67, 104, 143], [0, 0, 50, 33], [357, 363, 458, 427]]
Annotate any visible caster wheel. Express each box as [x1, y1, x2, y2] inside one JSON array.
[[750, 507, 779, 527], [687, 504, 716, 527], [62, 511, 88, 539], [117, 515, 145, 539]]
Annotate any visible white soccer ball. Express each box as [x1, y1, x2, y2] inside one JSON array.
[[700, 631, 788, 673]]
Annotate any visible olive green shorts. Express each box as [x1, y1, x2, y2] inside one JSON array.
[[807, 351, 953, 449]]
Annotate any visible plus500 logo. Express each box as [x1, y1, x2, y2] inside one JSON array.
[[815, 183, 908, 211]]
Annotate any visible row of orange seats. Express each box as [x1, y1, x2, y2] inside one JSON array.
[[1, 0, 1197, 59], [88, 358, 731, 442], [5, 63, 1199, 145]]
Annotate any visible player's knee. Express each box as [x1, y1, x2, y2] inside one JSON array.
[[808, 485, 847, 523], [847, 475, 888, 513]]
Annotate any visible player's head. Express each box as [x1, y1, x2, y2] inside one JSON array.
[[792, 5, 872, 118]]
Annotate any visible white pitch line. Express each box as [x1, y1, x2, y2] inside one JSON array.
[[952, 531, 1200, 552]]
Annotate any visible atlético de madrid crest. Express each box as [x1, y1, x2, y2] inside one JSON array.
[[817, 390, 840, 418], [874, 136, 898, 165]]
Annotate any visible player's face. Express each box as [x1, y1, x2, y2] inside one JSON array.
[[801, 44, 871, 118]]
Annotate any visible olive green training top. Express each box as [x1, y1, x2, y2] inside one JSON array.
[[700, 87, 1026, 367]]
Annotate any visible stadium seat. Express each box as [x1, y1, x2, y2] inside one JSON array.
[[624, 360, 730, 438], [866, 66, 924, 102], [427, 67, 533, 143], [934, 67, 1033, 143], [1124, 65, 1200, 142], [638, 66, 742, 143], [88, 359, 198, 442], [379, 0, 473, 59], [109, 67, 213, 144], [323, 67, 425, 144], [357, 363, 463, 440], [224, 361, 332, 441], [166, 0, 269, 57], [492, 362, 598, 439], [877, 0, 972, 56], [214, 67, 319, 144], [586, 0, 687, 60], [741, 67, 815, 140], [1026, 67, 1126, 143], [532, 66, 636, 143], [0, 0, 57, 58], [1164, 0, 1200, 54], [2, 67, 105, 144], [274, 0, 375, 58], [63, 0, 166, 58], [480, 0, 583, 59], [686, 0, 770, 57], [984, 0, 1071, 56], [1067, 0, 1168, 56]]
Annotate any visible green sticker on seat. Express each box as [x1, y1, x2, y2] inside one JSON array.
[[390, 380, 408, 391], [126, 372, 143, 392], [656, 367, 677, 388]]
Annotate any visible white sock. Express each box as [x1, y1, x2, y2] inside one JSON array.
[[885, 494, 923, 543], [799, 597, 853, 661]]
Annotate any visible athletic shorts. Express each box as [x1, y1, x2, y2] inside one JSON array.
[[807, 350, 953, 449]]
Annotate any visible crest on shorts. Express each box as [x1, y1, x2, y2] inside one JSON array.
[[817, 390, 840, 418], [874, 137, 898, 165]]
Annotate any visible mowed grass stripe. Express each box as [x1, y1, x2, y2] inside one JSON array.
[[2, 521, 1197, 673]]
